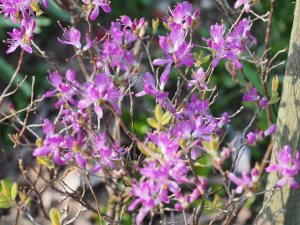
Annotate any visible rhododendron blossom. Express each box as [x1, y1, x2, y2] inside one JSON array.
[[266, 145, 300, 189], [6, 19, 35, 53]]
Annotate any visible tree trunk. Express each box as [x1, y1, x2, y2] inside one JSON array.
[[256, 0, 300, 224]]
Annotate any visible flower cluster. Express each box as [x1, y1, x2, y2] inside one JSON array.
[[246, 124, 277, 145], [243, 87, 268, 108], [2, 0, 298, 224], [0, 0, 48, 53], [206, 18, 256, 68], [266, 145, 300, 189]]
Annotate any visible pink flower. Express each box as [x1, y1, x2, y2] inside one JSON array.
[[58, 25, 92, 52], [6, 19, 35, 54], [165, 1, 200, 29], [234, 0, 250, 13], [78, 74, 120, 119], [243, 87, 260, 102], [153, 27, 193, 89], [228, 168, 259, 194], [82, 0, 111, 21], [266, 145, 300, 189]]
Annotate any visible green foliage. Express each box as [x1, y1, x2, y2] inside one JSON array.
[[0, 179, 18, 209]]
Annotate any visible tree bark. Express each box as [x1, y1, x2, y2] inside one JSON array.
[[256, 1, 300, 224]]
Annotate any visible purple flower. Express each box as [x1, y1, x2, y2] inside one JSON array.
[[234, 0, 250, 13], [78, 73, 120, 119], [246, 132, 257, 145], [264, 124, 276, 136], [207, 19, 255, 68], [246, 124, 276, 145], [120, 15, 145, 35], [90, 133, 125, 173], [188, 67, 207, 89], [266, 145, 300, 189], [44, 70, 79, 108], [32, 119, 72, 165], [228, 168, 259, 194], [243, 87, 260, 102], [6, 19, 35, 54], [82, 0, 111, 21], [0, 0, 31, 23], [165, 1, 200, 29], [100, 22, 137, 70], [136, 72, 168, 100], [128, 180, 161, 225], [153, 27, 193, 88], [58, 25, 92, 52], [183, 94, 209, 118], [259, 97, 268, 108]]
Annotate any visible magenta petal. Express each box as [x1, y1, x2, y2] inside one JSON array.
[[33, 147, 50, 156], [22, 44, 32, 54], [101, 4, 111, 13], [136, 208, 151, 225], [290, 179, 299, 189], [90, 6, 99, 21], [75, 154, 86, 168], [276, 177, 288, 188], [94, 103, 103, 119], [120, 15, 132, 26], [265, 164, 278, 172], [53, 150, 68, 165], [135, 90, 146, 97], [153, 58, 170, 66], [49, 72, 62, 86], [43, 119, 55, 135], [128, 199, 141, 211], [91, 164, 102, 173]]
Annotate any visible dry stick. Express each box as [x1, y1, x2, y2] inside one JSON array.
[[1, 75, 28, 99], [86, 173, 103, 225], [86, 17, 97, 74], [0, 96, 44, 123], [19, 76, 35, 138], [76, 54, 90, 81], [0, 50, 25, 105], [261, 0, 275, 125], [18, 159, 49, 220], [13, 208, 20, 225]]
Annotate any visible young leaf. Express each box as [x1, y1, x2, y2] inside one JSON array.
[[0, 195, 13, 208], [11, 183, 18, 201], [1, 179, 12, 197], [137, 143, 152, 157], [154, 104, 163, 123], [50, 208, 61, 225], [147, 118, 159, 129], [152, 18, 159, 34], [161, 111, 172, 125]]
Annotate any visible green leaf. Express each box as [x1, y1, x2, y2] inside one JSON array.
[[269, 91, 281, 105], [137, 143, 152, 157], [161, 111, 172, 125], [162, 21, 171, 31], [147, 118, 159, 129], [0, 194, 13, 209], [11, 183, 18, 201], [154, 104, 163, 123], [152, 18, 159, 34], [1, 179, 12, 197], [50, 208, 61, 225]]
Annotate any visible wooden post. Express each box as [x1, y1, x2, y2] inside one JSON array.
[[256, 0, 300, 224]]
